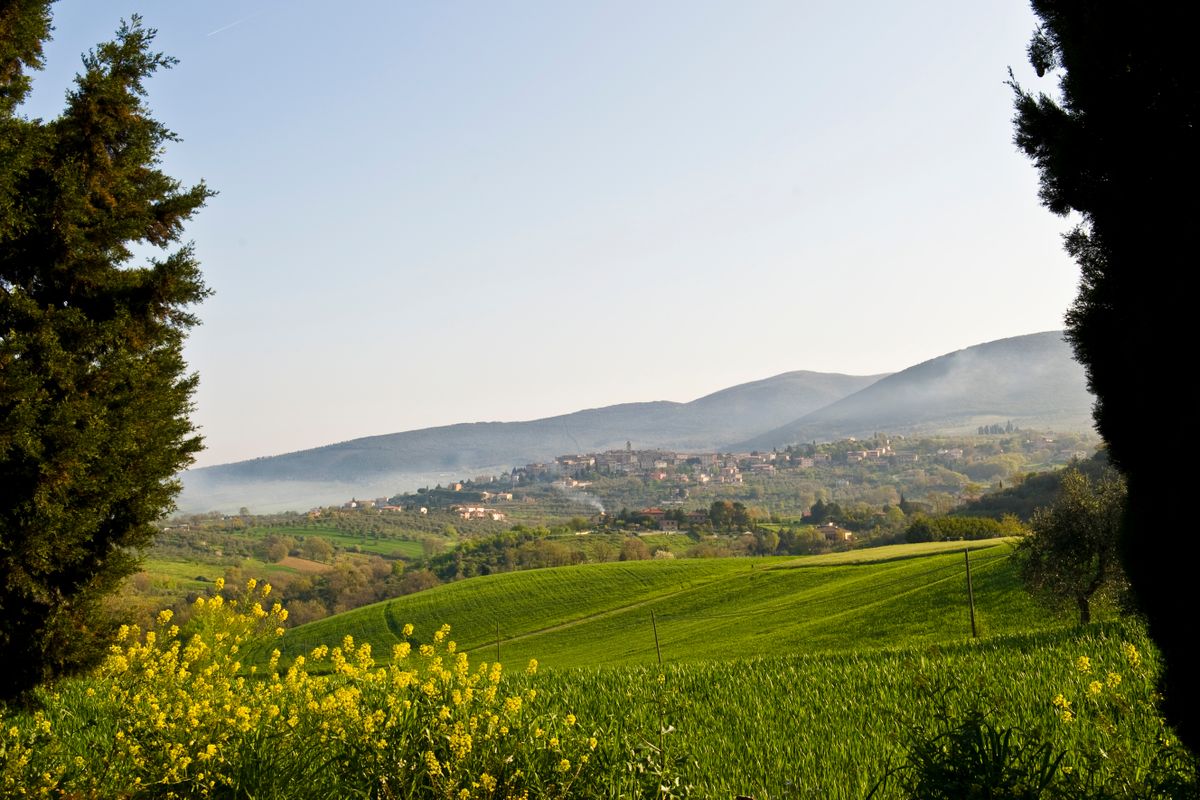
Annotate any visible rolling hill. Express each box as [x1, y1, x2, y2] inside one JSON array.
[[277, 540, 1059, 669], [736, 331, 1093, 451]]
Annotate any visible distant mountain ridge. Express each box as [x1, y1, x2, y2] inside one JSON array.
[[736, 331, 1092, 451], [179, 331, 1093, 512], [180, 370, 882, 511]]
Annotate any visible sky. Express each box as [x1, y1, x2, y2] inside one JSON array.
[[21, 1, 1079, 468]]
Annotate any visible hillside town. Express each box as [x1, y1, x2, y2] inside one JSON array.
[[326, 431, 1093, 521]]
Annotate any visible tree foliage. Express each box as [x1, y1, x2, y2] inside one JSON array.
[[1017, 468, 1126, 626], [0, 9, 210, 697], [1010, 0, 1199, 746], [904, 514, 1025, 544]]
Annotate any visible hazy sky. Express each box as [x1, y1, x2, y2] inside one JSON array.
[[23, 1, 1078, 468]]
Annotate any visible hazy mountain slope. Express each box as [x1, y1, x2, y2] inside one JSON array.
[[737, 331, 1093, 450], [179, 370, 881, 511]]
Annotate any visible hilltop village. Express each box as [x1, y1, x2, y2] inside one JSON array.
[[331, 430, 1094, 525]]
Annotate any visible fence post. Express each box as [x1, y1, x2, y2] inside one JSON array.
[[964, 548, 977, 638], [651, 610, 663, 665]]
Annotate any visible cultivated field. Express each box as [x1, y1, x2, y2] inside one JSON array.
[[279, 540, 1063, 669]]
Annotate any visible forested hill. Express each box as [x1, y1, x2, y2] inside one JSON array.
[[736, 331, 1093, 451]]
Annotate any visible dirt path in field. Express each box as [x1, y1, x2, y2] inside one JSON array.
[[278, 555, 334, 573]]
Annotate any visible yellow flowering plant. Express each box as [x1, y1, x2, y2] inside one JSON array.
[[0, 580, 602, 799], [1045, 637, 1194, 797]]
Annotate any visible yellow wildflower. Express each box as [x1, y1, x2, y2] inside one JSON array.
[[1124, 642, 1142, 668]]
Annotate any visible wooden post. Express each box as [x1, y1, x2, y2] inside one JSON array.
[[964, 548, 977, 639], [651, 610, 663, 666], [650, 610, 666, 800], [495, 620, 501, 663]]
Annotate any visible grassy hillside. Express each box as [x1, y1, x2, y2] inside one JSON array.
[[279, 540, 1065, 668]]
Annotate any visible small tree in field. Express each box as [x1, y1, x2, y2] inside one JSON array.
[[1018, 467, 1127, 625]]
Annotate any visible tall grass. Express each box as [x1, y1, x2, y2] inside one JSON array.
[[2, 547, 1189, 798], [3, 603, 1186, 798]]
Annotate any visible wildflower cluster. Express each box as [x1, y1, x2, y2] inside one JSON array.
[[0, 580, 600, 799], [1047, 638, 1195, 797], [1051, 641, 1142, 729]]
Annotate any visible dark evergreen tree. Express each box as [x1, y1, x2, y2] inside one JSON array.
[[1011, 1, 1199, 746], [1, 8, 210, 698]]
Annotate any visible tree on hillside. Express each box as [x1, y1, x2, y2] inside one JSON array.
[[1017, 467, 1126, 625], [1010, 1, 1199, 746], [0, 9, 210, 698]]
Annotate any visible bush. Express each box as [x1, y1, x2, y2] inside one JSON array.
[[872, 712, 1064, 799], [905, 514, 1025, 543]]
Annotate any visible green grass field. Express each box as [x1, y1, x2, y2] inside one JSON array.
[[280, 540, 1068, 669], [243, 524, 430, 559], [521, 621, 1171, 798], [140, 556, 301, 592], [13, 540, 1185, 799]]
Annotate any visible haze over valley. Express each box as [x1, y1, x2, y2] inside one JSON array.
[[180, 330, 1091, 512]]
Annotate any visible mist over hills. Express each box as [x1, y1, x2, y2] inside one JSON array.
[[179, 371, 881, 512], [179, 331, 1093, 512], [736, 331, 1093, 451]]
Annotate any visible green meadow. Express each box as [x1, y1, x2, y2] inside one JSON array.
[[242, 524, 431, 559], [280, 540, 1062, 669], [8, 541, 1188, 799]]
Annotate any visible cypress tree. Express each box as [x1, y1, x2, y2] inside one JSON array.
[[1011, 1, 1200, 746], [1, 7, 210, 698]]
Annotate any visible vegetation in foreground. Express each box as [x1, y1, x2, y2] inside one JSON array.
[[1, 579, 1192, 799]]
